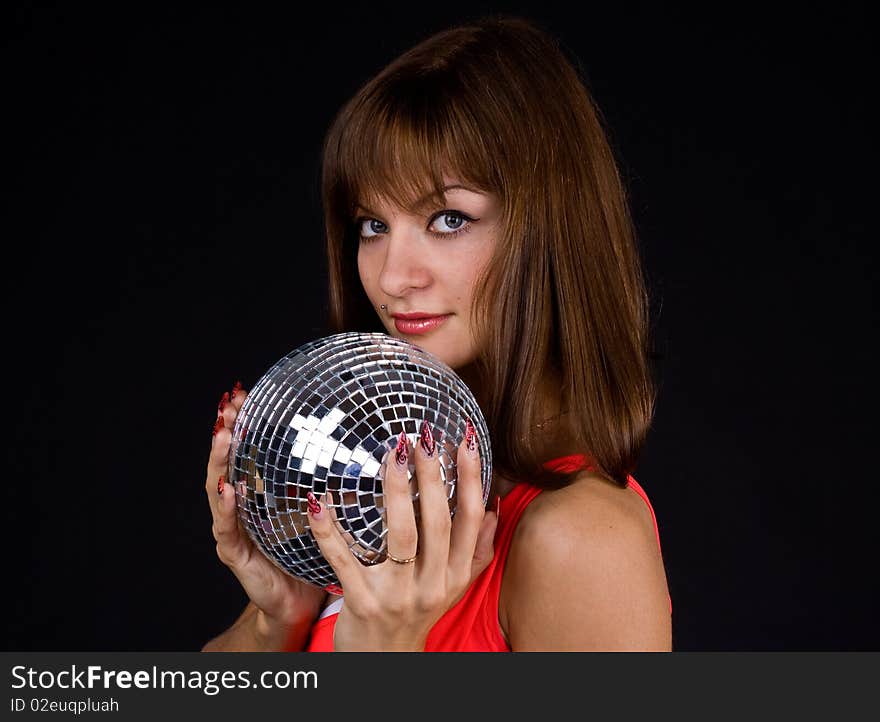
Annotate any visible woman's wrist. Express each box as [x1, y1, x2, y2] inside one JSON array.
[[254, 606, 316, 652], [202, 601, 318, 652]]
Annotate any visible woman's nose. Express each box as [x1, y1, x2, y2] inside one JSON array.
[[377, 229, 433, 298]]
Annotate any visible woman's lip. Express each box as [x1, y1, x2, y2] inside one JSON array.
[[393, 314, 451, 335], [392, 312, 448, 319]]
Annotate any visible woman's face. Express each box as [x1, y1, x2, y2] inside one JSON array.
[[356, 177, 501, 370]]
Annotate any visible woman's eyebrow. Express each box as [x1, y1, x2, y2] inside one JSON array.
[[356, 185, 481, 216]]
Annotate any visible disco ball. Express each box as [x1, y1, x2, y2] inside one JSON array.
[[227, 331, 492, 592]]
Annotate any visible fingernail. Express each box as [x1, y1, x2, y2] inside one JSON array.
[[465, 417, 477, 454], [307, 491, 322, 518], [212, 415, 225, 436], [231, 380, 243, 400], [395, 431, 408, 467], [325, 583, 344, 595], [218, 475, 225, 496], [420, 420, 436, 457], [218, 391, 230, 413], [496, 495, 501, 522]]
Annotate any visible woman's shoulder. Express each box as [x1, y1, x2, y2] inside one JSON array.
[[517, 470, 657, 545], [499, 471, 670, 649]]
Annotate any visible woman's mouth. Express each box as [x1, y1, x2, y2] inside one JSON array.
[[392, 314, 452, 335]]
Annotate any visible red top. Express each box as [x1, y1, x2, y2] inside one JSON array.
[[295, 453, 670, 652]]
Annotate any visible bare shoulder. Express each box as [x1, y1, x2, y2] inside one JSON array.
[[499, 471, 671, 651], [522, 471, 658, 542]]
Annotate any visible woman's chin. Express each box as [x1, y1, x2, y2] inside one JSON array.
[[381, 323, 472, 369]]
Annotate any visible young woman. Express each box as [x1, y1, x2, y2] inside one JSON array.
[[202, 14, 671, 652]]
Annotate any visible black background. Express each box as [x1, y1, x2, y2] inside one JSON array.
[[4, 4, 875, 651]]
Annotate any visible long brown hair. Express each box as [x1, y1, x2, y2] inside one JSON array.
[[320, 14, 656, 489]]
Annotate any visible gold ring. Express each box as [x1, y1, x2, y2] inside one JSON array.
[[386, 551, 418, 564]]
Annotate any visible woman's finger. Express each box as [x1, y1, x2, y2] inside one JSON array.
[[206, 382, 256, 569], [448, 418, 487, 585], [412, 422, 451, 583], [207, 415, 231, 515], [382, 430, 420, 567], [469, 497, 499, 583], [207, 382, 248, 518], [217, 381, 248, 431], [307, 491, 368, 598], [229, 380, 246, 412], [211, 473, 252, 568], [206, 419, 251, 568]]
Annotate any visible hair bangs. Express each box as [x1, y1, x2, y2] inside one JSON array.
[[335, 78, 496, 220]]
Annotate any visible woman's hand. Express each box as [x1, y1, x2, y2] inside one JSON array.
[[206, 383, 326, 646], [307, 419, 499, 651]]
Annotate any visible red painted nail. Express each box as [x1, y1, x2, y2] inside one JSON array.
[[218, 475, 225, 496], [231, 380, 243, 400], [212, 415, 225, 436], [420, 420, 435, 457], [465, 418, 477, 452], [325, 583, 344, 596], [218, 391, 230, 413], [307, 491, 322, 516], [496, 495, 501, 522], [395, 431, 408, 466]]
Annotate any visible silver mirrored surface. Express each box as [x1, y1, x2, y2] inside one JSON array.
[[228, 332, 492, 591]]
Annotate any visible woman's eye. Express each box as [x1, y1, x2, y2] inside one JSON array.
[[430, 212, 467, 234], [358, 218, 387, 239]]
